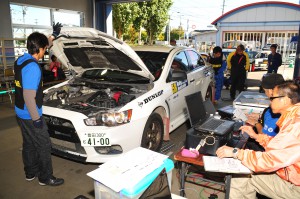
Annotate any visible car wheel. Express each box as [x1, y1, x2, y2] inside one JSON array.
[[141, 113, 164, 152], [205, 85, 213, 101]]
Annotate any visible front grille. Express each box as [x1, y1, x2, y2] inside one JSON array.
[[44, 115, 87, 160]]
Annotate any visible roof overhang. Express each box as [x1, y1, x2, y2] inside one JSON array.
[[211, 1, 300, 25]]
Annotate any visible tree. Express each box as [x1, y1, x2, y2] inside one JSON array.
[[142, 0, 172, 45], [170, 27, 184, 41], [123, 25, 139, 44], [112, 3, 136, 40], [132, 2, 148, 45]]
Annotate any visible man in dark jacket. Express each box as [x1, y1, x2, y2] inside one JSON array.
[[227, 44, 250, 99], [267, 44, 282, 73]]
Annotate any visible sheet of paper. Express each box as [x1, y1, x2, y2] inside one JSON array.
[[203, 156, 251, 174], [233, 108, 248, 121], [87, 147, 168, 192]]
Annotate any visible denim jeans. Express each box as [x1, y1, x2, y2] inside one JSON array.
[[16, 116, 53, 182]]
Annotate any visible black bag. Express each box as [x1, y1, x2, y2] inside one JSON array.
[[140, 168, 172, 199], [185, 128, 232, 156]]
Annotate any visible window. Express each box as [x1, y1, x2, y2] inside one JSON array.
[[10, 4, 51, 26], [10, 3, 84, 40], [186, 50, 203, 70], [53, 10, 83, 27], [173, 51, 189, 72]]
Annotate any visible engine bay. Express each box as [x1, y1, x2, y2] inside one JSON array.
[[43, 78, 150, 115]]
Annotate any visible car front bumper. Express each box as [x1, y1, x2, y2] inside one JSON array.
[[43, 106, 148, 163]]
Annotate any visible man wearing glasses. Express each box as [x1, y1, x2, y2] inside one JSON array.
[[216, 81, 300, 198]]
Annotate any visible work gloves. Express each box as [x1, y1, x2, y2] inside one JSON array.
[[52, 22, 63, 38]]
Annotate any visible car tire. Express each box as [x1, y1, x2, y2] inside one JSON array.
[[141, 113, 164, 152], [205, 85, 213, 101]]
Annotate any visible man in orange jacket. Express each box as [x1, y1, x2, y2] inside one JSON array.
[[216, 81, 300, 198]]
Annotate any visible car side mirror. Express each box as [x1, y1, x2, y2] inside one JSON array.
[[198, 59, 205, 66], [171, 70, 187, 81]]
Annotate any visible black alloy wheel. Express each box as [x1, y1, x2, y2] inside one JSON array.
[[141, 113, 164, 152]]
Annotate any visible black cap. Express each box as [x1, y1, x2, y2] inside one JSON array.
[[261, 73, 284, 89]]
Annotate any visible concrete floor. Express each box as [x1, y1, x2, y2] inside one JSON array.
[[0, 67, 294, 199]]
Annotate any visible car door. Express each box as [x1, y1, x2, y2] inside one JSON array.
[[186, 50, 211, 98], [167, 50, 194, 128]]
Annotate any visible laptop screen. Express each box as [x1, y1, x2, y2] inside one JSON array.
[[185, 91, 207, 127]]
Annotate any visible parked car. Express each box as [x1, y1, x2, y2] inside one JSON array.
[[43, 27, 214, 163], [262, 43, 279, 51], [222, 40, 247, 49], [247, 51, 259, 72], [254, 51, 270, 70]]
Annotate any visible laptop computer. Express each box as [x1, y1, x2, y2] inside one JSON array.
[[185, 91, 235, 135]]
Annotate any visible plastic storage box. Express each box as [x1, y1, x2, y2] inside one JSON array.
[[94, 158, 174, 199]]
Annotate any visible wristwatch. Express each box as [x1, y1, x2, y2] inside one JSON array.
[[232, 148, 239, 159]]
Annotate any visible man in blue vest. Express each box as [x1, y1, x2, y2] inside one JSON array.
[[246, 73, 284, 151], [14, 23, 64, 186]]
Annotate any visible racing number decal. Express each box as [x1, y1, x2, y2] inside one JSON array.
[[172, 83, 178, 94]]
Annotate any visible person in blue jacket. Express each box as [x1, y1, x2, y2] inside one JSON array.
[[246, 73, 284, 151], [14, 23, 64, 186], [208, 46, 226, 103]]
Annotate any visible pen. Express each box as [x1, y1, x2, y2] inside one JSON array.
[[248, 109, 253, 114]]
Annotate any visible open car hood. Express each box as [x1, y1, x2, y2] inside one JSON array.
[[48, 27, 154, 81]]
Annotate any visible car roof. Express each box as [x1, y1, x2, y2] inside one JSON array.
[[132, 45, 188, 53]]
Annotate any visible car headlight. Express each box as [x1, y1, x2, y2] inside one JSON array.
[[84, 109, 132, 126]]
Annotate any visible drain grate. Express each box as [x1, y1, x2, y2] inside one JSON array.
[[160, 141, 175, 155]]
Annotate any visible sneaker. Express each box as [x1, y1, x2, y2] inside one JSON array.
[[25, 175, 35, 181], [39, 176, 64, 186]]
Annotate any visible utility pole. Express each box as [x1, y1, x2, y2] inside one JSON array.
[[222, 0, 226, 15], [167, 15, 171, 45]]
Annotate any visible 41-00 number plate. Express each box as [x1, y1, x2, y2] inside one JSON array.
[[81, 132, 111, 146]]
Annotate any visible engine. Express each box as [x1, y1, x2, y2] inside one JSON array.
[[44, 82, 146, 115]]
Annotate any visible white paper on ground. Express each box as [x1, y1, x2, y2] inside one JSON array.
[[87, 147, 168, 192]]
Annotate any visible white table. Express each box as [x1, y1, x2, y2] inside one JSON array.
[[233, 91, 269, 114]]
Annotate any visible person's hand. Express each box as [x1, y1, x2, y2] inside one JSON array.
[[52, 22, 63, 38], [216, 145, 234, 158], [239, 125, 258, 140], [33, 117, 43, 129]]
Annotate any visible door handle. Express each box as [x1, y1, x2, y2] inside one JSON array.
[[190, 79, 195, 83]]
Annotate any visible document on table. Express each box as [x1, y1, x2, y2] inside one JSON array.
[[203, 156, 251, 174], [87, 147, 168, 192], [233, 108, 248, 121]]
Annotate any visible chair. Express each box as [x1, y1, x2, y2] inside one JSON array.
[[4, 68, 15, 105]]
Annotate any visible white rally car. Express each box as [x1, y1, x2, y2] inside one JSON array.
[[43, 27, 214, 163]]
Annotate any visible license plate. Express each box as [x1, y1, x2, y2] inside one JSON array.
[[81, 132, 111, 147]]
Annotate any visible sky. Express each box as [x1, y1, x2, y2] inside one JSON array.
[[169, 0, 299, 32]]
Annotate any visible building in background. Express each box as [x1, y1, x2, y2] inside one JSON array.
[[191, 1, 299, 61]]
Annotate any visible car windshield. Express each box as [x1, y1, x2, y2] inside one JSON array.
[[81, 69, 149, 83], [135, 51, 168, 81], [247, 51, 258, 59]]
